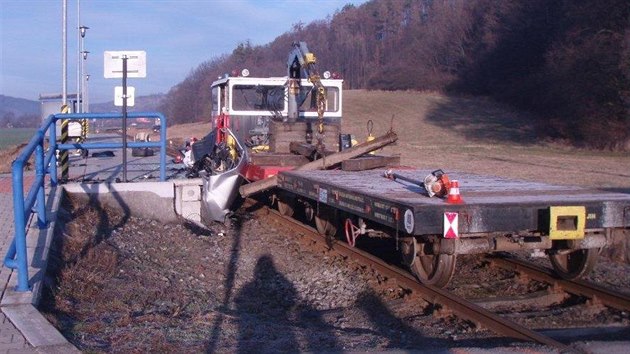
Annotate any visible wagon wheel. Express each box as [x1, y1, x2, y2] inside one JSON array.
[[315, 205, 338, 237], [411, 254, 457, 288], [549, 248, 599, 280], [406, 239, 456, 288], [276, 192, 295, 217]]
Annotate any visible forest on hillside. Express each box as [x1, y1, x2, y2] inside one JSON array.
[[160, 0, 630, 149]]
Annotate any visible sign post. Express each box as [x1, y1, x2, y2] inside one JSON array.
[[122, 56, 128, 182], [104, 50, 146, 182]]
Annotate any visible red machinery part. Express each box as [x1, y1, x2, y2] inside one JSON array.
[[215, 113, 231, 144], [345, 218, 361, 247], [244, 164, 294, 181]]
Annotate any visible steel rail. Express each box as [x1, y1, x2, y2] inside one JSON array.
[[247, 200, 577, 353], [487, 256, 630, 312]]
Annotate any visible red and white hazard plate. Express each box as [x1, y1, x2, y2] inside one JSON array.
[[443, 212, 459, 239]]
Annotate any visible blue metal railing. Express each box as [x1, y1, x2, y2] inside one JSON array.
[[4, 112, 167, 292]]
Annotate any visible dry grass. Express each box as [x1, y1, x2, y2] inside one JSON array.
[[41, 195, 231, 352], [341, 90, 630, 191], [166, 121, 215, 142], [0, 143, 29, 174]]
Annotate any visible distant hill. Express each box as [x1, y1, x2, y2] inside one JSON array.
[[90, 94, 166, 113], [0, 95, 39, 116], [0, 94, 166, 128], [0, 93, 166, 116], [0, 95, 40, 128]]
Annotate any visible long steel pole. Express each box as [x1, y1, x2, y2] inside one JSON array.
[[62, 0, 67, 105], [76, 0, 81, 112], [81, 55, 86, 112], [61, 0, 69, 181], [122, 56, 128, 182]]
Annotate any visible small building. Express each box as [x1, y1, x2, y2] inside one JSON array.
[[39, 93, 83, 139]]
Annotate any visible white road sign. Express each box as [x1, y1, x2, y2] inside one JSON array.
[[104, 51, 147, 78], [114, 86, 135, 107]]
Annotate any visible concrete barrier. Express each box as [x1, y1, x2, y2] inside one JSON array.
[[63, 180, 203, 224]]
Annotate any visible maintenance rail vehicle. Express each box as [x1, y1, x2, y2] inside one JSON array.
[[189, 41, 630, 288]]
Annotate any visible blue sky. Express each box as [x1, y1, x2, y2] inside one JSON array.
[[1, 0, 367, 103]]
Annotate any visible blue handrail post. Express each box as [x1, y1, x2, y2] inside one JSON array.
[[49, 117, 58, 186], [10, 160, 30, 292], [35, 144, 47, 229]]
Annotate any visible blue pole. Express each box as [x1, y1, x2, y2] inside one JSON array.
[[49, 117, 58, 186], [159, 113, 167, 181], [10, 159, 30, 292], [35, 144, 47, 228], [3, 239, 16, 269]]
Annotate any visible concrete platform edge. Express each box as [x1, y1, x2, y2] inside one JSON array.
[[64, 181, 179, 222]]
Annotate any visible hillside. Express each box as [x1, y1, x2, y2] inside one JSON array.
[[161, 0, 630, 149], [0, 94, 165, 117], [0, 95, 39, 115]]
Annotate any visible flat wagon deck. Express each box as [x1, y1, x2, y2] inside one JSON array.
[[278, 169, 630, 235], [276, 168, 630, 287]]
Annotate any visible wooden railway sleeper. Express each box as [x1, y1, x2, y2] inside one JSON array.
[[585, 295, 607, 313]]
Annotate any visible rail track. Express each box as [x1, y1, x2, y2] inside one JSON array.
[[486, 255, 630, 313], [246, 198, 579, 352]]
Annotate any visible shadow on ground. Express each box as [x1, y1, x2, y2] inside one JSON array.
[[424, 95, 541, 145]]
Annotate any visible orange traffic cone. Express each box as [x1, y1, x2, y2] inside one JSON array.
[[447, 180, 464, 204]]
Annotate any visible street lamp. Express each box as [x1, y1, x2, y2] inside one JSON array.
[[77, 19, 89, 112], [79, 25, 89, 38]]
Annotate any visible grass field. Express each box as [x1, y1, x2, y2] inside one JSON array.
[[0, 128, 37, 150]]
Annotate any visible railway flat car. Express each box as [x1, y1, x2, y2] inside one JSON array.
[[276, 168, 630, 287]]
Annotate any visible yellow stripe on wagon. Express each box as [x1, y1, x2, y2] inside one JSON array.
[[549, 206, 586, 240]]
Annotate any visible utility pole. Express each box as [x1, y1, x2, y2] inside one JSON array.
[[62, 0, 67, 106], [76, 0, 80, 112], [122, 55, 128, 182]]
